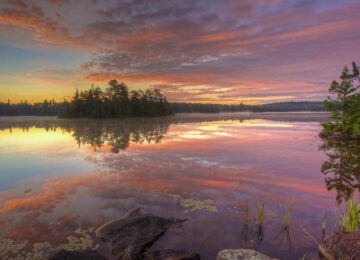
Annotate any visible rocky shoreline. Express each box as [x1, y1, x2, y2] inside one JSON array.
[[48, 208, 359, 260]]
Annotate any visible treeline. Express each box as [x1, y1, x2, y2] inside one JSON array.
[[60, 80, 171, 118], [170, 101, 325, 113], [0, 79, 327, 117], [0, 99, 65, 116]]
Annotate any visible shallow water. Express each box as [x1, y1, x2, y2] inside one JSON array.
[[0, 113, 358, 259]]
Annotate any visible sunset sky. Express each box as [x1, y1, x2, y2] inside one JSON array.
[[0, 0, 359, 104]]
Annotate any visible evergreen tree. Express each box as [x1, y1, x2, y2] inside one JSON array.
[[322, 61, 360, 138]]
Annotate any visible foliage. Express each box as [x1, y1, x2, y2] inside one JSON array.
[[322, 61, 360, 138], [60, 80, 171, 118]]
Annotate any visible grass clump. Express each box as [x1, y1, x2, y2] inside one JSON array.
[[340, 196, 359, 232], [256, 202, 264, 240], [322, 210, 327, 232], [279, 200, 295, 231]]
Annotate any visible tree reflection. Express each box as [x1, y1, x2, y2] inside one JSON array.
[[70, 122, 169, 153], [1, 119, 169, 153], [319, 138, 360, 203]]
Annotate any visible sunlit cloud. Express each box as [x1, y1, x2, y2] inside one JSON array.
[[0, 0, 359, 103]]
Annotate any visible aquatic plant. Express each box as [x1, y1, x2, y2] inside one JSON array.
[[240, 200, 250, 246], [279, 201, 295, 230], [256, 202, 264, 240], [169, 194, 217, 213], [243, 200, 249, 227], [0, 239, 28, 259], [0, 228, 99, 260], [322, 210, 327, 232], [302, 228, 319, 245], [340, 196, 360, 232], [298, 254, 306, 260], [58, 228, 99, 251], [334, 211, 338, 233]]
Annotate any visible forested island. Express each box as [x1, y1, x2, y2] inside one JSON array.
[[0, 79, 325, 117]]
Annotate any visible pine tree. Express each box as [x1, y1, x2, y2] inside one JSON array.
[[322, 61, 360, 138]]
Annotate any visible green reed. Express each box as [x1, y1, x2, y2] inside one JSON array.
[[279, 201, 295, 230], [340, 196, 359, 232], [322, 210, 327, 232], [257, 202, 264, 227], [256, 202, 264, 240]]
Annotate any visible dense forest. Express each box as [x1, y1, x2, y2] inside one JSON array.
[[60, 80, 171, 118], [0, 99, 64, 116], [0, 80, 326, 117]]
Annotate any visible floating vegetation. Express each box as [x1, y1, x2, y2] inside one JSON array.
[[58, 228, 100, 251], [256, 202, 264, 240], [0, 239, 28, 259], [169, 194, 217, 213], [0, 228, 99, 260]]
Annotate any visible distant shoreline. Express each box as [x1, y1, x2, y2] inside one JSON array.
[[0, 111, 330, 126]]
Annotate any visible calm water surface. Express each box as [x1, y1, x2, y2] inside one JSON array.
[[0, 113, 357, 259]]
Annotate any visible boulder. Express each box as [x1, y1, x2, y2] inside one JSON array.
[[319, 231, 360, 260], [217, 249, 274, 260], [48, 249, 108, 260], [95, 207, 187, 258]]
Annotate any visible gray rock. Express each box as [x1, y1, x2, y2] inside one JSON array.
[[48, 249, 108, 260], [319, 231, 360, 260], [95, 207, 187, 258], [217, 249, 274, 260]]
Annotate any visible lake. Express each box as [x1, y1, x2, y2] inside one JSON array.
[[0, 113, 358, 259]]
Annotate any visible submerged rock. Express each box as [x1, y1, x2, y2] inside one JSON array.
[[217, 249, 274, 260], [144, 249, 200, 260], [96, 207, 187, 258], [48, 249, 108, 260], [319, 231, 360, 259]]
